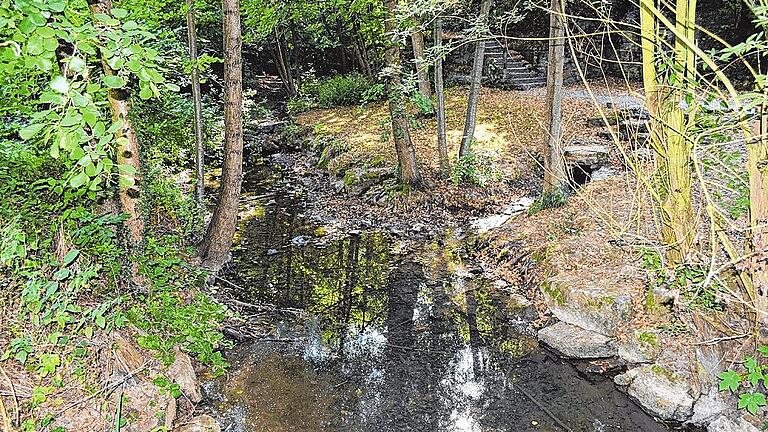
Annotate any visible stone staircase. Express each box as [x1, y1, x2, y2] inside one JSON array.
[[483, 39, 546, 90]]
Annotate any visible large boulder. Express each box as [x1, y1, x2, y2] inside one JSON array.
[[541, 279, 634, 336], [707, 416, 761, 432], [614, 365, 695, 422], [688, 387, 729, 427], [537, 321, 616, 359]]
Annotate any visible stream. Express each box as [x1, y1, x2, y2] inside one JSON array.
[[203, 154, 675, 432]]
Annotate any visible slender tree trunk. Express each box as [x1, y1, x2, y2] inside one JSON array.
[[383, 0, 422, 186], [200, 0, 243, 272], [411, 23, 432, 101], [274, 27, 296, 96], [748, 106, 768, 325], [87, 0, 144, 247], [434, 16, 449, 174], [543, 0, 566, 192], [186, 0, 205, 211], [459, 0, 493, 157]]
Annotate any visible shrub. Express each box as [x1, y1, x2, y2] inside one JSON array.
[[451, 150, 503, 186], [316, 73, 378, 108]]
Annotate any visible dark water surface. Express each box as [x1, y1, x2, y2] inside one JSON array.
[[205, 159, 671, 432]]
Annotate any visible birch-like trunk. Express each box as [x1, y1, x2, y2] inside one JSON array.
[[87, 0, 144, 247], [434, 16, 449, 174], [200, 0, 244, 271], [543, 0, 566, 192], [186, 0, 205, 211], [459, 0, 492, 157], [411, 24, 432, 101]]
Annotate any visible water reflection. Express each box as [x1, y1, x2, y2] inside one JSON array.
[[209, 162, 671, 432]]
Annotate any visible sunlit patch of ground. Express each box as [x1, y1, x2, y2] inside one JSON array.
[[297, 84, 603, 181]]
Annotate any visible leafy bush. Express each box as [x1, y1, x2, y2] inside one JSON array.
[[528, 189, 567, 215], [451, 151, 503, 186], [130, 92, 220, 169], [288, 73, 383, 113], [316, 73, 375, 107], [128, 236, 232, 375], [719, 347, 768, 415]]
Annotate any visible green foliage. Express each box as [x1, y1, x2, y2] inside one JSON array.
[[451, 151, 503, 186], [127, 236, 231, 375], [640, 248, 726, 311], [2, 0, 176, 197], [718, 347, 768, 415], [130, 92, 220, 168], [289, 72, 384, 114], [410, 92, 435, 116], [528, 189, 567, 215]]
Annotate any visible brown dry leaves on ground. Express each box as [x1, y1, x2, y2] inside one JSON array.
[[297, 85, 598, 182]]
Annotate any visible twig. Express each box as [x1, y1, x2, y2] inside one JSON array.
[[0, 364, 18, 427], [694, 333, 751, 346], [509, 381, 574, 432]]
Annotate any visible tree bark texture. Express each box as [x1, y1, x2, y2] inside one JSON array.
[[411, 24, 432, 101], [434, 16, 449, 174], [383, 0, 422, 186], [200, 0, 244, 272], [748, 110, 768, 325], [87, 0, 144, 247], [543, 0, 566, 192], [186, 0, 205, 211], [459, 0, 492, 157]]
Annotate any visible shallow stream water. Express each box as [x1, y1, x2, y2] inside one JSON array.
[[204, 158, 673, 432]]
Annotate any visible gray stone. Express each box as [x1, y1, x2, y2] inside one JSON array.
[[537, 322, 617, 359], [167, 347, 202, 403], [563, 144, 610, 167], [174, 415, 222, 432], [707, 416, 760, 432], [617, 332, 659, 365], [614, 365, 695, 422], [689, 388, 729, 426]]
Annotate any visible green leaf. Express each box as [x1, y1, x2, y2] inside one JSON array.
[[139, 85, 153, 100], [62, 250, 79, 265], [37, 354, 60, 376], [51, 76, 69, 93], [102, 75, 125, 89], [718, 370, 741, 392], [69, 56, 86, 73], [52, 268, 70, 280], [738, 392, 766, 415], [758, 346, 768, 358], [111, 8, 129, 18], [117, 164, 137, 174], [19, 123, 45, 140], [70, 171, 88, 188], [747, 367, 764, 387]]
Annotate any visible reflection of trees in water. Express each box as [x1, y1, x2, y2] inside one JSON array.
[[230, 205, 392, 349]]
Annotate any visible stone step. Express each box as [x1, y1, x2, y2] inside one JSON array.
[[510, 82, 546, 90]]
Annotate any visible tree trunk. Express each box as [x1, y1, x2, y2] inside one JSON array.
[[748, 107, 768, 326], [274, 27, 296, 96], [87, 0, 144, 247], [383, 0, 422, 186], [459, 0, 493, 157], [543, 0, 566, 192], [200, 0, 243, 272], [411, 24, 432, 102], [186, 0, 205, 212], [434, 16, 449, 174]]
